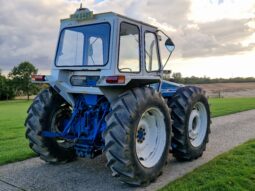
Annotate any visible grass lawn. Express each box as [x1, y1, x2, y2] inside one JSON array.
[[160, 139, 255, 191], [0, 97, 255, 168], [0, 100, 35, 165], [209, 97, 255, 117]]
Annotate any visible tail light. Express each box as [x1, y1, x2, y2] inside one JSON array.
[[106, 76, 125, 84], [32, 75, 46, 81]]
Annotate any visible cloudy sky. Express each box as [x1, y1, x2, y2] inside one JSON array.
[[0, 0, 254, 77]]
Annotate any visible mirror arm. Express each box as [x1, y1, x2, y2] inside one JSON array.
[[156, 30, 175, 71], [156, 29, 169, 38], [162, 51, 173, 70]]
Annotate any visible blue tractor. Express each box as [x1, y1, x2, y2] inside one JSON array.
[[26, 6, 211, 186]]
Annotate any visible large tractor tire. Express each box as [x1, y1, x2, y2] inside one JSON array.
[[103, 87, 171, 186], [25, 88, 76, 163], [169, 86, 210, 161]]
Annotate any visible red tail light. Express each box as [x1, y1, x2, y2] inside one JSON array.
[[32, 75, 46, 81], [106, 76, 125, 84]]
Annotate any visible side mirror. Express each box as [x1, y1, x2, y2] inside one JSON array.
[[156, 30, 175, 70], [165, 38, 175, 53]]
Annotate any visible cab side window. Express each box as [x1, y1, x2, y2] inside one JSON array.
[[145, 32, 160, 72], [118, 22, 140, 73]]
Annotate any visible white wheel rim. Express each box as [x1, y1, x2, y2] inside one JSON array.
[[188, 102, 208, 147], [135, 107, 166, 168]]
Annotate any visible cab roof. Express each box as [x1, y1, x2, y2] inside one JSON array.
[[61, 10, 158, 29], [98, 12, 158, 29]]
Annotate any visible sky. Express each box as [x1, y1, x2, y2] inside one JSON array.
[[0, 0, 254, 78]]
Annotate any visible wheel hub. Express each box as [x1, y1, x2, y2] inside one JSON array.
[[137, 127, 146, 143], [188, 102, 208, 147], [189, 110, 200, 140]]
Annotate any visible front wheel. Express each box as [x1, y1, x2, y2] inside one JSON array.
[[169, 86, 211, 161], [103, 87, 171, 186]]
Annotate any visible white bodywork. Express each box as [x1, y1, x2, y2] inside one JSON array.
[[44, 10, 168, 106]]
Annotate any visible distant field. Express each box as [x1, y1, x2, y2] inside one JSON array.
[[1, 97, 255, 165], [0, 100, 35, 165], [196, 82, 255, 98]]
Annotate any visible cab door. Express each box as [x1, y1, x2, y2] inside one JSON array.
[[141, 25, 162, 77]]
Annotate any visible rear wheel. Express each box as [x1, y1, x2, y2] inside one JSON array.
[[169, 86, 210, 161], [25, 88, 76, 163], [103, 87, 171, 186]]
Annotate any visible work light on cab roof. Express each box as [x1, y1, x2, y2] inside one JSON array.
[[62, 4, 94, 22]]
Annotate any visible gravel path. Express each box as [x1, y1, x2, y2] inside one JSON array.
[[1, 110, 255, 191]]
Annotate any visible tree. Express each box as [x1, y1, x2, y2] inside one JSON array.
[[9, 62, 38, 100], [0, 71, 6, 99], [172, 72, 183, 83], [0, 70, 15, 100]]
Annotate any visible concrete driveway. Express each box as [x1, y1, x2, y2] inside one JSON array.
[[1, 109, 255, 191]]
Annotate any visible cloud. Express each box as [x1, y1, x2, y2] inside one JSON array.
[[198, 18, 253, 43], [0, 0, 254, 73], [175, 18, 255, 58], [210, 0, 224, 5], [122, 0, 191, 28]]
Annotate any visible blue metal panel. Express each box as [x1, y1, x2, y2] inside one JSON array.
[[160, 80, 183, 97], [41, 94, 110, 158]]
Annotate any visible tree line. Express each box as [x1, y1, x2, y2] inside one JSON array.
[[168, 72, 255, 84], [1, 63, 255, 101], [0, 61, 43, 101]]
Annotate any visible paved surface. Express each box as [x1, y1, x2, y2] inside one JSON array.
[[1, 110, 255, 191]]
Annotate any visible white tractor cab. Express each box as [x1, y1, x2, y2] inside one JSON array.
[[28, 6, 211, 186], [39, 7, 179, 105]]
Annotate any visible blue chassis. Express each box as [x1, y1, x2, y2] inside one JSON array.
[[42, 81, 180, 158]]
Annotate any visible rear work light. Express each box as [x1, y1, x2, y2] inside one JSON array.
[[70, 75, 99, 87], [32, 75, 46, 82], [106, 76, 125, 84]]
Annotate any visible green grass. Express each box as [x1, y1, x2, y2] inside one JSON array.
[[160, 139, 255, 191], [0, 97, 255, 168], [0, 100, 35, 165], [209, 97, 255, 117]]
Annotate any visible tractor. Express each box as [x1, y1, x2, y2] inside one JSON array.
[[25, 6, 211, 186]]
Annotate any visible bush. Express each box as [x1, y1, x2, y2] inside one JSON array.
[[170, 73, 255, 84], [0, 74, 15, 100]]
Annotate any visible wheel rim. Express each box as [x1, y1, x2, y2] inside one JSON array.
[[50, 104, 74, 149], [188, 102, 208, 147], [136, 107, 166, 168]]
